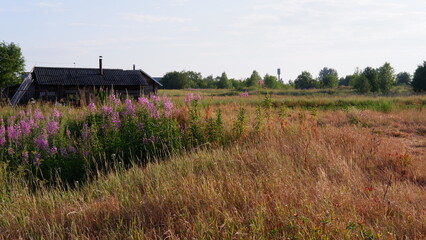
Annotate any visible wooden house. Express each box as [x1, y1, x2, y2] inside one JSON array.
[[9, 59, 161, 106]]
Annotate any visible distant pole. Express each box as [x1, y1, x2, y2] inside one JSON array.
[[277, 68, 281, 83]]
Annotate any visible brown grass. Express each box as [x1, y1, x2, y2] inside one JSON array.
[[0, 106, 425, 239]]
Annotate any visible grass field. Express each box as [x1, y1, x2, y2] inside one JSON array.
[[0, 89, 425, 239]]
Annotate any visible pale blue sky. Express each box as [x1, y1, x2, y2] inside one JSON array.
[[1, 0, 426, 81]]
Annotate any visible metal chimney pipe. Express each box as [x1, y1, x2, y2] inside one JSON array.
[[133, 64, 135, 70], [99, 56, 103, 75]]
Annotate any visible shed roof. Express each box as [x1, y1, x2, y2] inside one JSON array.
[[32, 67, 150, 86]]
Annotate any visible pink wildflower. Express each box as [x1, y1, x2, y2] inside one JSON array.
[[258, 79, 264, 86], [35, 134, 49, 150], [49, 146, 58, 156], [163, 96, 173, 118], [46, 121, 60, 135], [240, 92, 249, 97], [53, 108, 61, 119], [101, 105, 113, 115], [88, 102, 97, 113], [20, 120, 32, 135], [124, 99, 136, 116], [34, 109, 44, 121]]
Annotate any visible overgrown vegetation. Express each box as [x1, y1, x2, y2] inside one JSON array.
[[0, 91, 425, 239]]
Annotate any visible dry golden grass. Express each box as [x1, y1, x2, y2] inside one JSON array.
[[0, 105, 425, 239]]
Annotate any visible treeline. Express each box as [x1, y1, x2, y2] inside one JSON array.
[[161, 70, 290, 90], [160, 61, 426, 92]]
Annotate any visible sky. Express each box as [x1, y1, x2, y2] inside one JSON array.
[[1, 0, 426, 81]]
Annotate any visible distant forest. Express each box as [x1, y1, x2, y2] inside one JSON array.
[[160, 61, 426, 93]]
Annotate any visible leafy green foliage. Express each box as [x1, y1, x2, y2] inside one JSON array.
[[377, 62, 395, 93], [396, 72, 411, 85], [245, 70, 262, 87], [412, 61, 426, 92], [294, 71, 319, 89], [319, 67, 338, 88], [217, 72, 232, 89], [0, 41, 25, 88]]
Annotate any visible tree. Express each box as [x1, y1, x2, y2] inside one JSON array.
[[396, 72, 411, 85], [362, 67, 379, 92], [245, 70, 262, 87], [263, 74, 279, 89], [377, 62, 395, 93], [217, 72, 232, 89], [294, 71, 319, 89], [318, 67, 338, 88], [339, 75, 355, 86], [0, 41, 25, 88], [161, 70, 202, 89], [353, 75, 371, 93], [412, 61, 426, 92]]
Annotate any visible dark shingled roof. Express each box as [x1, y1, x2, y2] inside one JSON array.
[[32, 67, 149, 86]]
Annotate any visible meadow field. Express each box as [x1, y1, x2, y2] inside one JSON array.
[[0, 89, 425, 239]]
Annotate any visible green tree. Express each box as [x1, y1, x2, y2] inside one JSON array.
[[362, 67, 379, 92], [263, 74, 279, 89], [0, 41, 25, 88], [395, 72, 411, 86], [377, 62, 395, 93], [318, 67, 338, 88], [161, 71, 202, 89], [353, 75, 371, 93], [294, 71, 319, 89], [339, 75, 355, 86], [412, 61, 426, 92], [217, 72, 232, 89], [245, 70, 262, 87]]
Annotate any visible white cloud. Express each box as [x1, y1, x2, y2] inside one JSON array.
[[36, 1, 65, 12], [122, 13, 191, 23]]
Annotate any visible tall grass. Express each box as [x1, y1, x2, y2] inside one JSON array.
[[0, 92, 425, 239]]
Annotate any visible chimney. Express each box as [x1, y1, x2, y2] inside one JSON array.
[[133, 64, 135, 70], [99, 56, 103, 75]]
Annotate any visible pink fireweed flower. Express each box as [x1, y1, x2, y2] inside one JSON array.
[[258, 79, 264, 86], [124, 99, 136, 116], [151, 95, 160, 103], [49, 146, 58, 156], [53, 108, 61, 119], [110, 111, 121, 130], [0, 137, 5, 146], [185, 93, 201, 105], [163, 96, 173, 118], [18, 110, 26, 117], [34, 134, 49, 150], [109, 94, 121, 105], [34, 109, 44, 121], [138, 97, 150, 106], [20, 120, 32, 135], [7, 125, 22, 142], [147, 102, 159, 119], [240, 92, 249, 97], [46, 121, 60, 135], [194, 94, 201, 101], [101, 105, 113, 115], [88, 102, 97, 113], [60, 147, 68, 156], [185, 93, 194, 105], [66, 129, 71, 137]]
